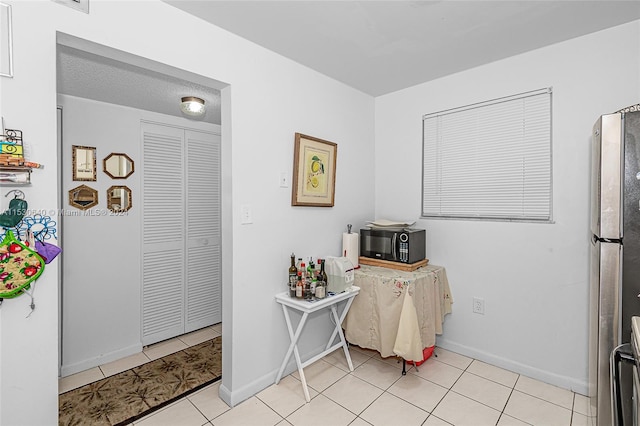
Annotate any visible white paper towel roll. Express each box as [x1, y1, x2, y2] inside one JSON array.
[[342, 232, 359, 268]]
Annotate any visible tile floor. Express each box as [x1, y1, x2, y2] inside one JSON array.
[[60, 330, 591, 426]]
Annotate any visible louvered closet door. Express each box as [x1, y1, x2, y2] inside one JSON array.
[[185, 129, 222, 332], [141, 122, 186, 346]]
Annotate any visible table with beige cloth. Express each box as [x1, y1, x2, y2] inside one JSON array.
[[343, 264, 453, 363]]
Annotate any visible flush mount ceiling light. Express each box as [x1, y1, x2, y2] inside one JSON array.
[[180, 96, 206, 117]]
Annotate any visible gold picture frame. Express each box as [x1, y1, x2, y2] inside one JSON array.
[[72, 145, 97, 181], [291, 133, 337, 207]]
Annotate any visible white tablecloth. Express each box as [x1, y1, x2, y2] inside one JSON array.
[[343, 264, 453, 362]]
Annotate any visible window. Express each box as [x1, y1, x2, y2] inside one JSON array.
[[422, 88, 552, 222]]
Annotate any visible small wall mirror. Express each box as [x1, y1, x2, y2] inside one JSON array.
[[103, 153, 134, 179], [107, 185, 132, 212], [72, 145, 97, 181], [69, 184, 98, 210]]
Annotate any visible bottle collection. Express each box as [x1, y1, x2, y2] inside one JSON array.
[[288, 253, 328, 300]]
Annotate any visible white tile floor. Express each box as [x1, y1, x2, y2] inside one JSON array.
[[60, 329, 591, 426]]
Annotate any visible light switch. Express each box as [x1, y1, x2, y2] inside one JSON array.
[[279, 172, 289, 188], [240, 204, 253, 224]]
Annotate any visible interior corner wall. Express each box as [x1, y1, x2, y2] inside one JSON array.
[[374, 20, 640, 394], [1, 1, 375, 424]]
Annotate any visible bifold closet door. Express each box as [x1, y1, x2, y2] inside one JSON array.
[[141, 123, 222, 346], [141, 122, 186, 345], [185, 129, 222, 332]]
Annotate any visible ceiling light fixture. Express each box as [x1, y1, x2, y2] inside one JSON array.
[[180, 96, 206, 117]]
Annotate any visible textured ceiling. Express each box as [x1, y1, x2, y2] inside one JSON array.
[[57, 45, 222, 125], [166, 0, 640, 96]]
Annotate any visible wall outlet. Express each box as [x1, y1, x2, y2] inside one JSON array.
[[473, 297, 485, 315]]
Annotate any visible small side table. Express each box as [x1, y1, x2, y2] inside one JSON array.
[[274, 286, 360, 402]]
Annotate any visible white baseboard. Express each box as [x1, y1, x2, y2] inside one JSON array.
[[436, 337, 589, 395], [60, 343, 143, 377], [219, 343, 325, 407]]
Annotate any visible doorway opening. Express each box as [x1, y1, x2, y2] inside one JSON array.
[[55, 33, 230, 404]]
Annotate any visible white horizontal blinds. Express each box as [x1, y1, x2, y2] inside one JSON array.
[[422, 88, 552, 221]]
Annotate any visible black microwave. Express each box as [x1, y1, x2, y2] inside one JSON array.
[[360, 228, 426, 264]]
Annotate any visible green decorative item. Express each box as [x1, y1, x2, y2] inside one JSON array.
[[0, 230, 44, 299], [0, 190, 27, 229]]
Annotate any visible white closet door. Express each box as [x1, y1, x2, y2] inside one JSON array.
[[185, 129, 222, 331], [141, 122, 186, 345]]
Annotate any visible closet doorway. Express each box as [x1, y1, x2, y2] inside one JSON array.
[[141, 121, 222, 346], [56, 35, 225, 378]]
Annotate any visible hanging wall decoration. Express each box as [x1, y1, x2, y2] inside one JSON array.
[[0, 2, 13, 78], [72, 145, 97, 181], [68, 184, 98, 210], [103, 152, 134, 179], [0, 230, 45, 299], [291, 133, 337, 207]]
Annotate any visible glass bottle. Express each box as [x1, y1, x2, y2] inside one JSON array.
[[299, 262, 307, 281], [304, 275, 313, 300], [315, 259, 327, 299], [296, 272, 303, 299], [308, 259, 316, 296], [289, 253, 297, 297], [319, 259, 328, 283]]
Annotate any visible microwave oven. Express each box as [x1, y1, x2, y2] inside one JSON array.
[[360, 228, 426, 264]]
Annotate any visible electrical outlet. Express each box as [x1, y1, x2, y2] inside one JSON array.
[[473, 297, 485, 315]]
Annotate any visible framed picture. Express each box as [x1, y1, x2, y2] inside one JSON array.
[[291, 133, 337, 207], [0, 2, 13, 78], [72, 145, 97, 181]]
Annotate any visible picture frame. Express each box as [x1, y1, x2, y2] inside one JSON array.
[[72, 145, 97, 181], [291, 133, 337, 207], [0, 2, 14, 78]]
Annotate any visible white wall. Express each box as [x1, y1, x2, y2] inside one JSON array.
[[374, 21, 640, 393], [1, 1, 375, 424], [58, 95, 143, 376]]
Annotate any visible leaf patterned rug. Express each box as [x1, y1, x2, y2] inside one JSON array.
[[59, 336, 222, 426]]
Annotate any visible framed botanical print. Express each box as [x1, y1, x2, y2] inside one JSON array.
[[291, 133, 337, 207]]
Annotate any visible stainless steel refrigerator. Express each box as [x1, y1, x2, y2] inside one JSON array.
[[590, 108, 640, 426]]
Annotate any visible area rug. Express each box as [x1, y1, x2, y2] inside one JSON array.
[[59, 336, 222, 426]]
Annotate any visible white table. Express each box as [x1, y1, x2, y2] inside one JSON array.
[[274, 286, 360, 402]]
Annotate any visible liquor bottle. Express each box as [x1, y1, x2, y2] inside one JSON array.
[[296, 257, 302, 272], [315, 278, 326, 299], [308, 259, 316, 295], [307, 257, 315, 277], [289, 253, 297, 297], [319, 258, 328, 283], [296, 272, 303, 299], [304, 276, 313, 300], [299, 262, 307, 280], [315, 259, 327, 299]]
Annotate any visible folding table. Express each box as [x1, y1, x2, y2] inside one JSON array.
[[274, 286, 360, 402]]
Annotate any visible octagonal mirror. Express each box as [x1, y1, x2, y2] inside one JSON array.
[[107, 185, 132, 213], [69, 184, 98, 210], [103, 153, 134, 179]]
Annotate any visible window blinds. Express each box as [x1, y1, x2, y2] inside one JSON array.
[[422, 88, 552, 221]]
